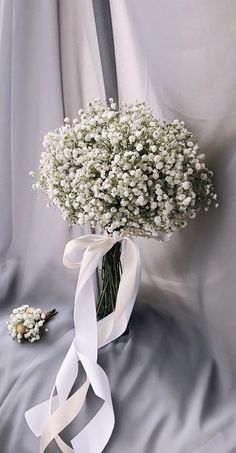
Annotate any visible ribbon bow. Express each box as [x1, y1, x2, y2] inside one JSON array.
[[25, 234, 141, 453]]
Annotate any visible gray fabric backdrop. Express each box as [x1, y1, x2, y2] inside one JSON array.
[[1, 1, 236, 452]]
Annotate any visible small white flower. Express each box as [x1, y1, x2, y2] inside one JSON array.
[[136, 144, 143, 151], [156, 162, 163, 170], [150, 145, 157, 152], [182, 181, 191, 190], [183, 197, 192, 206]]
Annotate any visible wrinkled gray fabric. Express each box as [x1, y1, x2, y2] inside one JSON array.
[[1, 1, 236, 452], [1, 300, 236, 453]]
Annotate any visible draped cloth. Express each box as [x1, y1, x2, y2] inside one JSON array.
[[1, 1, 236, 452]]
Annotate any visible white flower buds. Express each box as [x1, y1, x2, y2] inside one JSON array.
[[7, 305, 58, 343], [31, 99, 218, 238]]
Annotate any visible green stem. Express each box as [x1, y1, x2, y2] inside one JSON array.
[[97, 242, 122, 320], [45, 309, 58, 321]]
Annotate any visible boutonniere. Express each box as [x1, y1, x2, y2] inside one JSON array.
[[7, 305, 58, 343]]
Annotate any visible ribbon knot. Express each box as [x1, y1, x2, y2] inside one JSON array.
[[25, 234, 141, 453]]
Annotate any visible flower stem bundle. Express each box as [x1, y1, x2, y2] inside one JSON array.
[[97, 242, 122, 319]]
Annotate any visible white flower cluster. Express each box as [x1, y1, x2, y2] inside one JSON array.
[[32, 99, 217, 237], [7, 305, 47, 343]]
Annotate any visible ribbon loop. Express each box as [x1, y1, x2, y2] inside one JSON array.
[[25, 234, 141, 453]]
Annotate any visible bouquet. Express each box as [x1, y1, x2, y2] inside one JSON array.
[[32, 99, 217, 319], [29, 100, 218, 453]]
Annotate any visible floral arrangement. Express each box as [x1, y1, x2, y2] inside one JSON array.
[[27, 101, 218, 452], [32, 99, 217, 237], [7, 305, 57, 343], [31, 99, 217, 317]]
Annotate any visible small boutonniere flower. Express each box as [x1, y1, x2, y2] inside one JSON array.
[[6, 305, 58, 343]]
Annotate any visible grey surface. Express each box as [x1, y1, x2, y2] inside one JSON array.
[[1, 299, 236, 453], [1, 1, 236, 452]]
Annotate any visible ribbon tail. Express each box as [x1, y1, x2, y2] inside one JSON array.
[[25, 235, 142, 453], [71, 356, 114, 453]]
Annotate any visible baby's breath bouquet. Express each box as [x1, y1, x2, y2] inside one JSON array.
[[32, 99, 217, 319]]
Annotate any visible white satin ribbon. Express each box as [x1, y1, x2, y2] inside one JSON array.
[[25, 234, 141, 453]]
